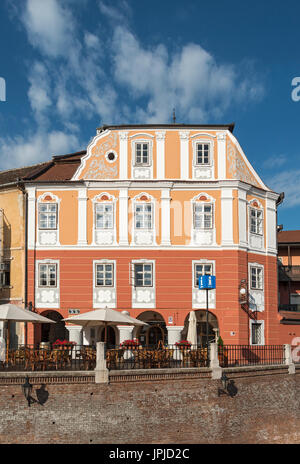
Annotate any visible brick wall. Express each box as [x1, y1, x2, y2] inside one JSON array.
[[0, 368, 299, 444]]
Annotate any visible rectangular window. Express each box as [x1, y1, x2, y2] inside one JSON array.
[[251, 322, 263, 345], [135, 143, 149, 166], [196, 143, 210, 165], [194, 263, 213, 288], [95, 203, 113, 229], [193, 203, 213, 229], [95, 263, 114, 287], [250, 266, 263, 290], [38, 203, 57, 230], [134, 263, 153, 287], [135, 203, 152, 229], [250, 208, 263, 235], [0, 261, 10, 287], [38, 263, 57, 287]]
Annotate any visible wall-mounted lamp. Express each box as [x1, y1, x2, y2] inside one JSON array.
[[218, 372, 238, 398], [239, 279, 248, 305], [22, 376, 33, 407]]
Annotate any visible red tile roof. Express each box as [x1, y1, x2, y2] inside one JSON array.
[[23, 150, 86, 182], [0, 162, 50, 186], [278, 230, 300, 244]]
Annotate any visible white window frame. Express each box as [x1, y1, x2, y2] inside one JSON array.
[[192, 139, 213, 167], [95, 202, 114, 230], [37, 192, 61, 246], [193, 262, 213, 288], [193, 202, 214, 230], [38, 263, 58, 288], [131, 193, 156, 246], [134, 141, 151, 166], [38, 203, 58, 230], [250, 265, 264, 290], [133, 262, 153, 288], [249, 207, 263, 235], [92, 193, 117, 245], [95, 262, 114, 287], [250, 319, 265, 346], [134, 202, 153, 230], [131, 259, 156, 308]]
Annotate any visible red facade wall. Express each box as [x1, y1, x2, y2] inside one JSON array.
[[27, 249, 278, 346]]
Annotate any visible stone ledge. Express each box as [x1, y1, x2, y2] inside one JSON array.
[[0, 364, 295, 385], [223, 364, 291, 378], [109, 367, 211, 383], [0, 371, 95, 385]]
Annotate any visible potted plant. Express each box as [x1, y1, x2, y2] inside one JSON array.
[[217, 336, 227, 367], [120, 339, 140, 348], [53, 340, 77, 350], [120, 339, 139, 360], [175, 340, 192, 351]]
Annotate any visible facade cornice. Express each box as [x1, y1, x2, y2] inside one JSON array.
[[24, 179, 278, 199]]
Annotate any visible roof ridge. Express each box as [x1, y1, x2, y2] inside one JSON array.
[[0, 161, 49, 175]]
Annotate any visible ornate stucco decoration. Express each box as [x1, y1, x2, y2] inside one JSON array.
[[79, 132, 119, 180], [227, 141, 260, 188]]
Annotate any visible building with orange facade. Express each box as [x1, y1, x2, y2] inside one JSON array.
[[21, 124, 281, 348]]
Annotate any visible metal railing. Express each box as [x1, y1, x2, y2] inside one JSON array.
[[218, 345, 285, 368], [0, 343, 287, 372], [106, 344, 210, 370], [279, 304, 300, 312], [0, 345, 96, 372]]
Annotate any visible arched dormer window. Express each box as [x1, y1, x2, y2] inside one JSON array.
[[191, 193, 216, 246], [132, 193, 156, 246], [92, 193, 117, 246], [37, 192, 60, 246]]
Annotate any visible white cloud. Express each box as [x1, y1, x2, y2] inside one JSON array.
[[111, 26, 264, 122], [84, 32, 101, 49], [27, 62, 52, 126], [22, 0, 75, 58], [262, 154, 287, 170], [0, 131, 80, 170], [99, 1, 130, 24], [265, 169, 300, 207], [1, 0, 265, 171]]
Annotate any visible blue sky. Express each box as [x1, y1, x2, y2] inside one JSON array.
[[0, 0, 300, 230]]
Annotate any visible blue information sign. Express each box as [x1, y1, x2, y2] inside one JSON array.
[[198, 275, 216, 289]]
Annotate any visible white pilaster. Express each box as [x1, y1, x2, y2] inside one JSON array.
[[238, 188, 248, 247], [117, 325, 134, 345], [77, 188, 88, 245], [27, 187, 36, 248], [167, 326, 184, 345], [179, 131, 190, 180], [217, 132, 226, 179], [160, 189, 171, 246], [221, 188, 234, 246], [95, 342, 109, 384], [119, 131, 128, 180], [66, 325, 83, 345], [119, 188, 129, 245], [266, 198, 277, 254], [155, 131, 166, 179]]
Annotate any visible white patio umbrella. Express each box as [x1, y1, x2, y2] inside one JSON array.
[[0, 303, 56, 362], [187, 311, 198, 347], [63, 307, 148, 343]]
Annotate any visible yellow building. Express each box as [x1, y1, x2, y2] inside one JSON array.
[[0, 163, 48, 346]]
